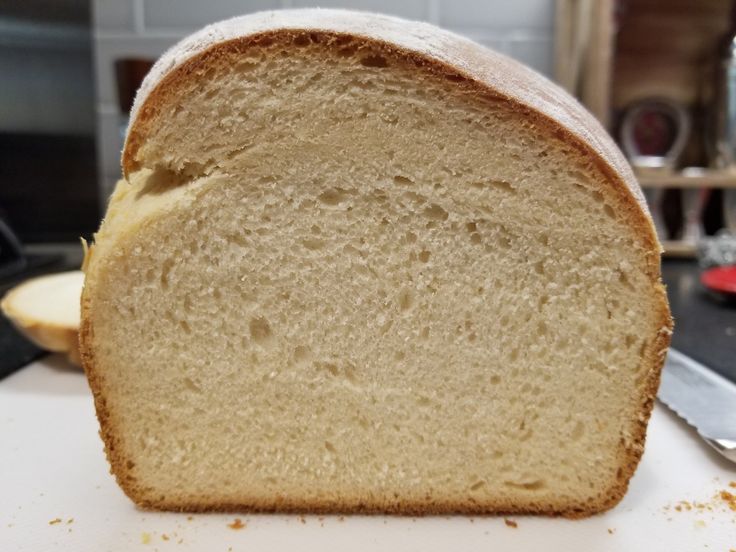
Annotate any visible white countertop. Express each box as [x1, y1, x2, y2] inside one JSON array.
[[1, 355, 735, 552]]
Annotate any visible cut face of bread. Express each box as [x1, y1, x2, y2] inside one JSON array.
[[81, 10, 672, 516], [2, 271, 84, 366]]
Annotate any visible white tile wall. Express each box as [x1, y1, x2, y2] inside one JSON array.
[[291, 0, 429, 19], [92, 0, 556, 195], [93, 1, 136, 32], [144, 0, 283, 31], [438, 0, 553, 29]]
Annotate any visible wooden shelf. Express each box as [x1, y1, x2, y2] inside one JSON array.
[[662, 240, 697, 258], [636, 170, 736, 189]]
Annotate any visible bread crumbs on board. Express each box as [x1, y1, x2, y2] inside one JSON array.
[[141, 532, 151, 544], [227, 518, 246, 530], [504, 518, 518, 528], [720, 490, 736, 512], [48, 518, 62, 525], [662, 485, 736, 517], [607, 528, 615, 534]]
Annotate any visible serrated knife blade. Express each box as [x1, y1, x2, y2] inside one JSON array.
[[658, 348, 736, 463]]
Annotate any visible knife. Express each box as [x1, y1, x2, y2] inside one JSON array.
[[658, 348, 736, 463]]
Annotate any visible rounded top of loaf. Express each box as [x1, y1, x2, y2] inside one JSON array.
[[123, 8, 653, 246]]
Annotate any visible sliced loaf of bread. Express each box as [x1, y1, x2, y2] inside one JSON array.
[[81, 9, 672, 516], [2, 271, 84, 365]]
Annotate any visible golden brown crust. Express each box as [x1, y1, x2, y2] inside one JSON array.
[[83, 16, 673, 517]]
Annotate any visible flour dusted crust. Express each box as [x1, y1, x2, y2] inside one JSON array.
[[83, 9, 673, 517]]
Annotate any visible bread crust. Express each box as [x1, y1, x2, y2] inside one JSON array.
[[81, 9, 673, 517]]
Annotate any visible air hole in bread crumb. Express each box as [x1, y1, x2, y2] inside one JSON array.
[[302, 238, 325, 250], [338, 45, 357, 57], [590, 190, 605, 203], [423, 204, 449, 221], [343, 362, 359, 384], [293, 34, 310, 47], [324, 441, 336, 453], [160, 259, 174, 289], [418, 250, 431, 263], [416, 395, 431, 407], [317, 187, 349, 206], [470, 233, 482, 245], [617, 269, 635, 291], [420, 327, 430, 339], [571, 420, 585, 441], [249, 317, 273, 345], [401, 190, 427, 205], [360, 54, 388, 68], [491, 180, 516, 193], [603, 204, 616, 219], [503, 479, 545, 491], [320, 362, 340, 377], [398, 288, 413, 311], [469, 480, 486, 491], [497, 236, 512, 249], [490, 375, 501, 385], [293, 345, 311, 364], [183, 377, 201, 393]]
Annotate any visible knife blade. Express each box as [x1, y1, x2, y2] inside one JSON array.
[[658, 348, 736, 463]]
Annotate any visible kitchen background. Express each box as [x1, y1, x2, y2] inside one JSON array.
[[1, 0, 735, 257]]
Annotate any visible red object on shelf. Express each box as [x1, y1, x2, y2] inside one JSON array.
[[701, 265, 736, 295]]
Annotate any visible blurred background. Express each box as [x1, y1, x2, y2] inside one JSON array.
[[1, 1, 736, 274]]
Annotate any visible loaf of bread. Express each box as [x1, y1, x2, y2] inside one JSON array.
[[2, 270, 84, 365], [81, 9, 672, 516]]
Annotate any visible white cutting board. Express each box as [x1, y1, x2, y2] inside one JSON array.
[[1, 355, 735, 552]]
